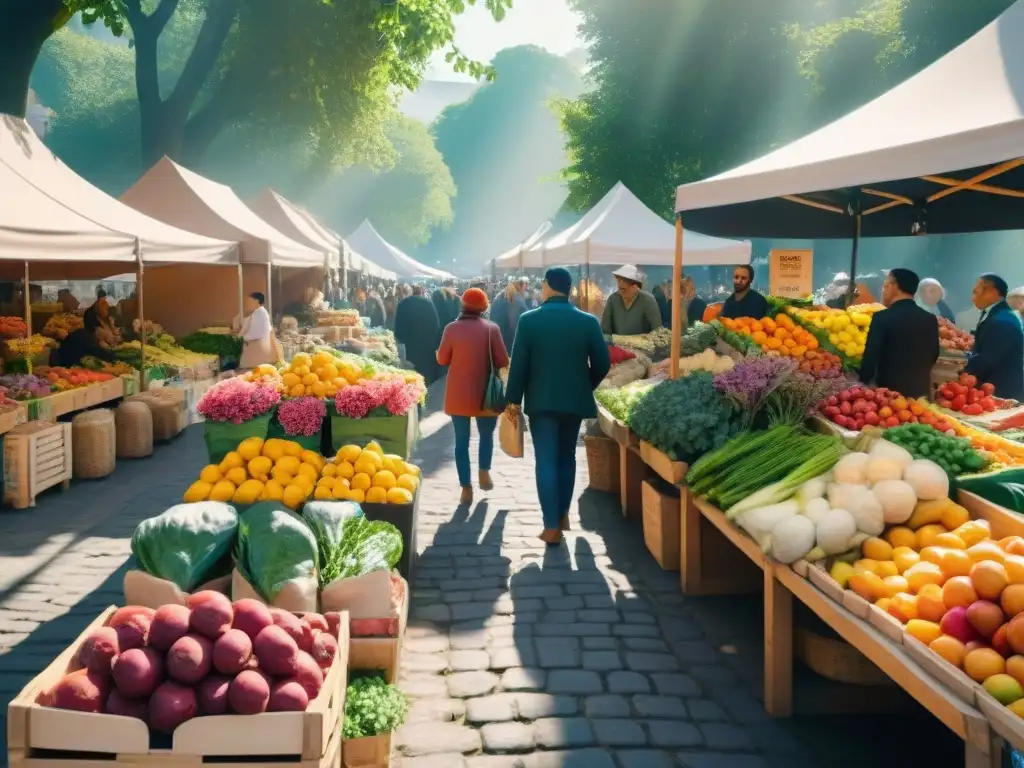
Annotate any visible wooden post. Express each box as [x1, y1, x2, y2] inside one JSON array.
[[237, 264, 244, 324], [135, 238, 146, 375], [669, 216, 683, 379], [22, 261, 30, 335], [763, 565, 793, 717], [267, 263, 274, 319]]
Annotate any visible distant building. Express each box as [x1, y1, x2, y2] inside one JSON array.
[[26, 90, 53, 138]]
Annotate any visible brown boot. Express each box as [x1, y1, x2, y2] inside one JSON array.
[[539, 528, 563, 546], [478, 470, 493, 491], [559, 515, 570, 531], [460, 487, 473, 505]]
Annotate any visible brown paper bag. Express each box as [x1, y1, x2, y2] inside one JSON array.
[[231, 568, 319, 613], [123, 570, 232, 609], [498, 411, 524, 458]]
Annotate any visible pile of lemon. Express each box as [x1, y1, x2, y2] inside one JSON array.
[[183, 437, 325, 510], [316, 441, 419, 505], [279, 351, 365, 399], [790, 304, 883, 359]]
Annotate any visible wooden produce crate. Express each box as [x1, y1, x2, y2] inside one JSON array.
[[0, 404, 27, 436], [584, 435, 620, 494], [642, 477, 680, 570], [3, 421, 72, 509], [339, 573, 408, 685], [7, 605, 350, 768], [639, 440, 687, 485], [343, 730, 391, 768]]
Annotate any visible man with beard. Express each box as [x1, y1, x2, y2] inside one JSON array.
[[720, 264, 768, 320]]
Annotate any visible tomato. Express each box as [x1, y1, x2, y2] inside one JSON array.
[[833, 415, 849, 428], [826, 395, 839, 406], [864, 411, 880, 426], [951, 394, 967, 411], [953, 383, 969, 396], [878, 406, 894, 418], [885, 416, 900, 427], [824, 405, 841, 417], [966, 390, 980, 405], [838, 390, 853, 402], [840, 401, 853, 416], [897, 409, 913, 421], [982, 382, 996, 395], [962, 403, 984, 416], [961, 374, 978, 388], [981, 397, 996, 412], [937, 399, 952, 409], [940, 386, 955, 400]]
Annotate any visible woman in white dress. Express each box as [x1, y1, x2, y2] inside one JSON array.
[[238, 292, 279, 370]]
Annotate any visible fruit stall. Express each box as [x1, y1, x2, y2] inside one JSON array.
[[590, 300, 1024, 765], [9, 435, 416, 768]]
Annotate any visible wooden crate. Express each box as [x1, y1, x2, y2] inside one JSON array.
[[584, 435, 620, 494], [642, 478, 680, 570], [618, 444, 644, 519], [0, 405, 27, 436], [343, 732, 390, 768], [3, 421, 72, 509], [7, 606, 350, 768], [346, 577, 408, 685], [639, 441, 687, 485]]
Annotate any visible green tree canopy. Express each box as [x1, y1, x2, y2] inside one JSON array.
[[423, 45, 584, 268]]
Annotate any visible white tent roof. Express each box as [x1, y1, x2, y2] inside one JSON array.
[[493, 221, 553, 269], [540, 182, 750, 266], [246, 188, 336, 268], [122, 158, 323, 267], [0, 116, 237, 274], [285, 207, 397, 281], [674, 0, 1024, 238], [346, 220, 454, 280]]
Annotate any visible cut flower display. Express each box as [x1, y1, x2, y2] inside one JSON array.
[[197, 377, 280, 424], [334, 376, 423, 419], [276, 396, 327, 436]]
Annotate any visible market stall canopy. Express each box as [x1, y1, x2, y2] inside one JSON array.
[[346, 220, 454, 280], [493, 221, 554, 269], [122, 158, 323, 267], [542, 182, 750, 266], [0, 116, 237, 277], [285, 206, 397, 281], [674, 0, 1024, 239], [246, 188, 337, 268]]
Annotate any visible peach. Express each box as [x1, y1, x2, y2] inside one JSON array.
[[967, 600, 1006, 638], [916, 584, 948, 622], [964, 647, 1006, 682], [1007, 540, 1024, 557], [892, 547, 920, 574], [940, 606, 983, 644], [905, 561, 945, 593], [994, 624, 1012, 657], [919, 546, 947, 566], [969, 541, 1006, 565], [1007, 614, 1024, 655], [885, 526, 916, 549], [849, 571, 886, 602], [880, 575, 910, 599], [943, 576, 979, 609], [941, 504, 971, 532], [887, 593, 918, 624], [906, 619, 943, 645], [955, 520, 993, 547], [1002, 584, 1024, 618], [971, 560, 1009, 601], [930, 634, 967, 668], [875, 562, 900, 578], [1005, 555, 1024, 584], [916, 525, 947, 550], [934, 533, 966, 550], [1006, 655, 1024, 686], [940, 549, 974, 579]]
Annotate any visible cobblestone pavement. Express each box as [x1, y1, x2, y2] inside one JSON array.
[[0, 382, 959, 767]]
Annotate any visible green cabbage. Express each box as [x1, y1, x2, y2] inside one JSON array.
[[131, 502, 238, 591], [235, 502, 319, 602]]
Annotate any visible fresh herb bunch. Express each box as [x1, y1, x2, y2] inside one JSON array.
[[595, 380, 656, 423], [180, 331, 243, 360], [342, 675, 409, 740], [764, 371, 848, 427], [681, 321, 719, 356], [712, 356, 796, 428], [318, 516, 403, 589], [627, 373, 741, 462]]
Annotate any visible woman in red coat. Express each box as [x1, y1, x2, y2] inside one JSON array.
[[437, 288, 511, 505]]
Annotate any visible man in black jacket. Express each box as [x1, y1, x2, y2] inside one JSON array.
[[966, 273, 1024, 399], [859, 268, 939, 399]]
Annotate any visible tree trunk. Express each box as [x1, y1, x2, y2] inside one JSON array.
[[0, 0, 65, 117]]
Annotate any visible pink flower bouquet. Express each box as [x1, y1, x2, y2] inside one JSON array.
[[198, 377, 280, 424], [277, 396, 327, 436], [334, 377, 421, 419]]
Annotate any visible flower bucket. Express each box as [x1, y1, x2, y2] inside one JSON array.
[[266, 416, 323, 453], [203, 411, 274, 464], [330, 409, 418, 459]]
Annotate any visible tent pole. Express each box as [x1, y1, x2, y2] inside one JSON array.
[[846, 212, 863, 305], [584, 240, 591, 314], [22, 261, 30, 336], [135, 238, 146, 377], [670, 216, 683, 380], [237, 264, 244, 331]]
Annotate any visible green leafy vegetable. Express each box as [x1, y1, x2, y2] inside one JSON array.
[[234, 502, 319, 602], [131, 502, 238, 592], [180, 331, 243, 360], [627, 372, 741, 462], [302, 501, 364, 588], [342, 675, 408, 739], [885, 424, 988, 477], [318, 516, 403, 587], [594, 380, 656, 423], [681, 321, 719, 356]]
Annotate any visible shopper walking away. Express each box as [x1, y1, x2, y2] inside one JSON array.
[[437, 288, 510, 505], [394, 285, 441, 383], [858, 269, 939, 399], [505, 268, 611, 545], [365, 286, 387, 328], [966, 273, 1024, 400], [601, 265, 662, 336], [720, 264, 768, 320], [490, 282, 519, 350], [237, 292, 279, 370]]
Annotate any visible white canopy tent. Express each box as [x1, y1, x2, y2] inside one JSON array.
[[286, 207, 397, 282], [673, 0, 1024, 239], [246, 188, 337, 269], [346, 220, 454, 280], [493, 221, 553, 270]]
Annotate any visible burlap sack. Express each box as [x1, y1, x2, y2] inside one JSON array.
[[72, 408, 116, 479], [115, 400, 153, 459]]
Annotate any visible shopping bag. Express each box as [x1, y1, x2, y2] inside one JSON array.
[[482, 326, 507, 413], [498, 410, 524, 458]]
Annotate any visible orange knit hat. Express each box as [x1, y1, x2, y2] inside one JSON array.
[[461, 287, 489, 314]]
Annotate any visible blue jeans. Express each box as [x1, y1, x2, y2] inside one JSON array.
[[529, 413, 582, 529], [451, 416, 497, 488]]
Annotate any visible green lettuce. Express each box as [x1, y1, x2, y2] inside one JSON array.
[[235, 502, 318, 602], [318, 516, 402, 587], [131, 502, 238, 591]]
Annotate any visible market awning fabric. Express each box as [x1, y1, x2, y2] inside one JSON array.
[[346, 220, 453, 280], [674, 0, 1024, 239], [246, 188, 337, 268], [122, 158, 323, 267], [493, 221, 554, 270], [0, 115, 237, 266], [541, 182, 750, 266]]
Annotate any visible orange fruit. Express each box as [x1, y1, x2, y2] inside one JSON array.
[[905, 561, 945, 593], [919, 546, 947, 566], [1002, 584, 1024, 618], [1007, 655, 1024, 686], [971, 560, 1009, 601], [893, 547, 921, 573], [885, 526, 917, 549], [940, 549, 974, 579], [934, 533, 966, 550], [1005, 555, 1024, 584], [887, 592, 918, 623], [880, 575, 910, 599], [942, 576, 979, 609], [862, 537, 893, 561], [964, 647, 1006, 682], [969, 541, 1006, 565], [916, 584, 948, 622], [916, 525, 947, 550], [849, 571, 886, 602], [930, 635, 967, 668], [906, 619, 943, 645]]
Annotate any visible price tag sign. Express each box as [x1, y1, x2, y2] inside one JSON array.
[[769, 249, 813, 298]]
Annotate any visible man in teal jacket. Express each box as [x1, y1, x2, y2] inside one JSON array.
[[505, 267, 611, 545]]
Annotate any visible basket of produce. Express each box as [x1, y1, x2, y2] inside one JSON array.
[[0, 316, 27, 339], [41, 312, 83, 341], [584, 434, 620, 494], [3, 335, 55, 366], [938, 317, 973, 352]]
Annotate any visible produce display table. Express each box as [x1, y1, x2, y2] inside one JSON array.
[[594, 405, 643, 518], [20, 378, 126, 422]]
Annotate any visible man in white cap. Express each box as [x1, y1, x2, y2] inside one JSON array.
[[601, 265, 663, 336]]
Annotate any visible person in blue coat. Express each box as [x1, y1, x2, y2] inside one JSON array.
[[966, 273, 1024, 400], [504, 267, 611, 545]]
